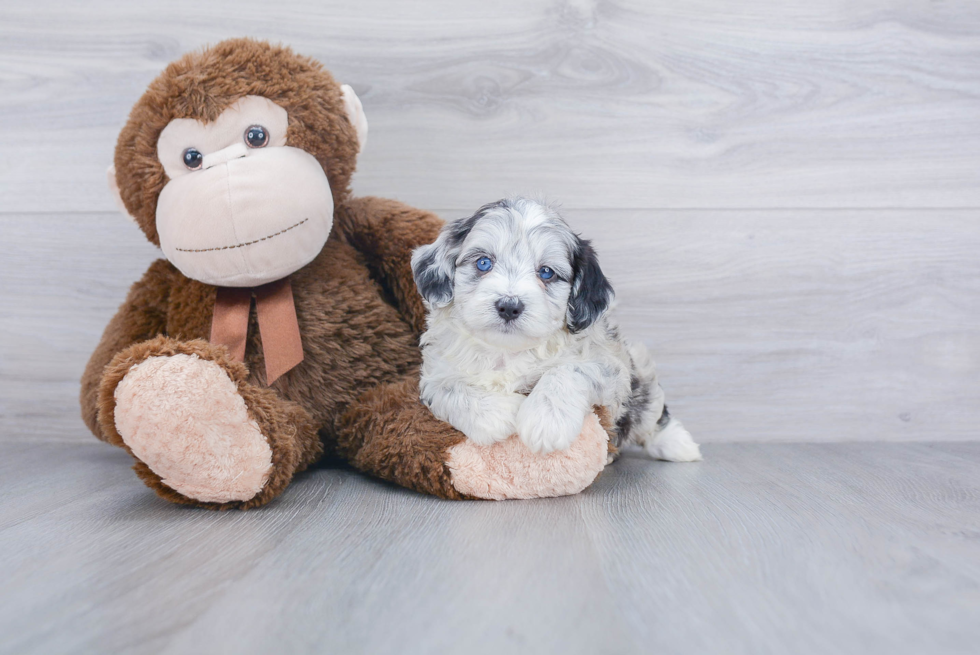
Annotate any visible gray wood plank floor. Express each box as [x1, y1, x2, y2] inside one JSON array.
[[1, 441, 978, 655]]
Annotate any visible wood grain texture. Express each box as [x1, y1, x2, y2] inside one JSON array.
[[2, 5, 978, 655], [2, 210, 976, 444], [1, 2, 977, 443], [1, 0, 980, 212], [1, 441, 978, 654]]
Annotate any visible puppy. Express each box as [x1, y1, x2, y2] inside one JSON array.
[[411, 198, 701, 462]]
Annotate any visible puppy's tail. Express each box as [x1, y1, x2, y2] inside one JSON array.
[[623, 340, 702, 462]]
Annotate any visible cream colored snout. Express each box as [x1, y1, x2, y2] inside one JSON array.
[[156, 145, 334, 287], [202, 142, 248, 170]]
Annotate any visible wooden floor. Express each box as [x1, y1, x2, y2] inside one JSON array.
[[2, 440, 978, 655], [2, 1, 979, 653]]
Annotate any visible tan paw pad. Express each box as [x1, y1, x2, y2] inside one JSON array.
[[447, 412, 608, 500], [114, 354, 273, 503]]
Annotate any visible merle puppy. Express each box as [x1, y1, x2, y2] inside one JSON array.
[[411, 198, 701, 462]]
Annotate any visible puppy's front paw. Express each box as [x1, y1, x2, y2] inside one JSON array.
[[516, 392, 587, 454], [461, 392, 525, 446]]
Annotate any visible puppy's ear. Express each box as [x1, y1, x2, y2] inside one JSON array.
[[412, 211, 483, 307], [412, 236, 456, 307], [567, 237, 614, 333]]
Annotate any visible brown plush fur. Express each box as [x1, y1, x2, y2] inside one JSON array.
[[97, 336, 320, 509], [81, 259, 173, 440], [83, 39, 610, 508], [335, 197, 443, 335], [113, 38, 360, 246], [337, 377, 472, 500], [81, 217, 462, 508], [82, 38, 469, 508]]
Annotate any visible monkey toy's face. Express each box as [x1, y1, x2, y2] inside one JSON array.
[[154, 96, 334, 287], [109, 41, 368, 289]]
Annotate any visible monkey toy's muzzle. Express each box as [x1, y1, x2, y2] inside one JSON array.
[[156, 145, 334, 287]]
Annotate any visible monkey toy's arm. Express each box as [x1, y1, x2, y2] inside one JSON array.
[[336, 197, 444, 335], [335, 196, 612, 500], [80, 259, 174, 441]]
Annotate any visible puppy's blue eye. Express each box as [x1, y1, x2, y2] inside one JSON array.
[[476, 257, 493, 272], [538, 266, 555, 280]]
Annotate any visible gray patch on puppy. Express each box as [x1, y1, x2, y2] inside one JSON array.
[[413, 197, 701, 461]]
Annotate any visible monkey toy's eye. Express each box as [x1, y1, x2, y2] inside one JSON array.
[[476, 257, 493, 273], [245, 125, 269, 148], [182, 148, 203, 170], [538, 266, 555, 280]]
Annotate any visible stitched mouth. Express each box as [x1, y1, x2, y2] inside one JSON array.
[[175, 218, 310, 253]]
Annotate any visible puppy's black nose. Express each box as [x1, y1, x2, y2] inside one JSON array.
[[495, 297, 524, 322]]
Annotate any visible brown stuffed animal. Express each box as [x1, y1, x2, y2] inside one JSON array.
[[80, 38, 609, 509]]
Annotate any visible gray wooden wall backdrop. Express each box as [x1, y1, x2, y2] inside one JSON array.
[[1, 0, 978, 443]]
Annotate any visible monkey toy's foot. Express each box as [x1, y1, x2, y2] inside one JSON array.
[[446, 412, 609, 500], [100, 337, 318, 509], [337, 379, 609, 501], [114, 353, 273, 503]]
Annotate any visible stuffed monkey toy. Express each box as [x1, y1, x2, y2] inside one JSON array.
[[80, 38, 609, 508]]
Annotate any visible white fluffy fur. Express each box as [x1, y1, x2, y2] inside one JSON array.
[[413, 198, 701, 462]]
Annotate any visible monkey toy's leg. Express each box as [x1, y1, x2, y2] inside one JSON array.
[[335, 377, 610, 500], [81, 261, 313, 508], [96, 336, 321, 509], [335, 197, 610, 499]]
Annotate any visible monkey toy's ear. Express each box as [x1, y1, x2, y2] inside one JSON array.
[[106, 164, 138, 224], [340, 84, 368, 153]]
